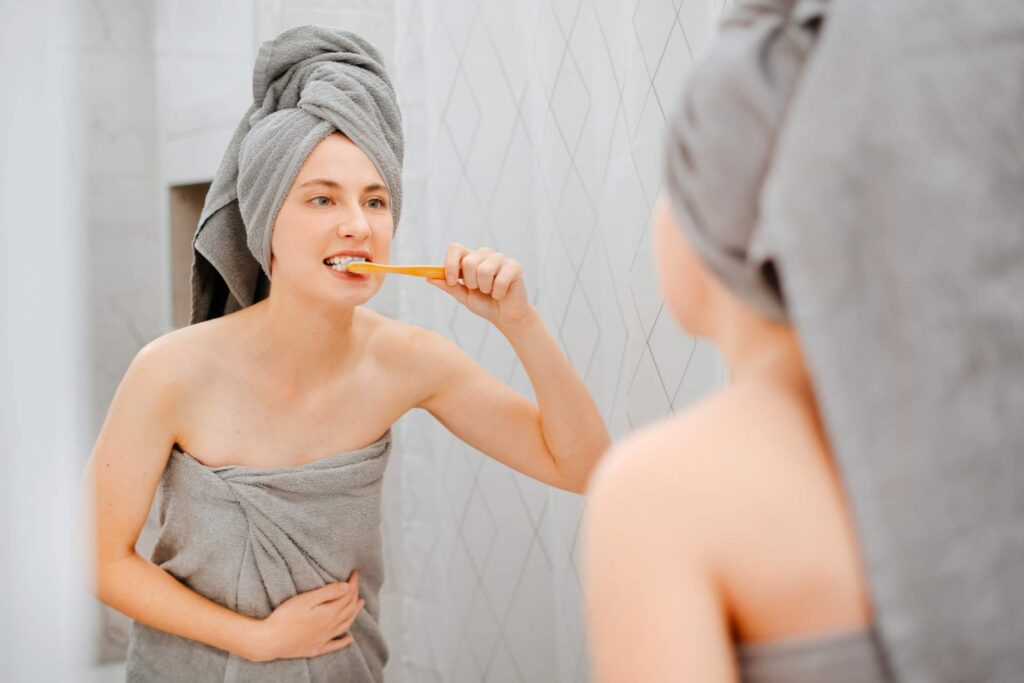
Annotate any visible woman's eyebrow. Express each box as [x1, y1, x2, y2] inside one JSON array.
[[298, 178, 340, 189], [297, 178, 388, 193]]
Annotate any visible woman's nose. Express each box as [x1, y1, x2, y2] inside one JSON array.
[[337, 211, 371, 240]]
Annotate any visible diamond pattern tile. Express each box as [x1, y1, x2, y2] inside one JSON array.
[[389, 0, 733, 680], [649, 303, 699, 401], [632, 0, 678, 79]]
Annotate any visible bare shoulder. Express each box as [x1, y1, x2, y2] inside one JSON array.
[[361, 308, 469, 376], [123, 315, 239, 407], [585, 377, 838, 570], [587, 380, 870, 639], [585, 393, 744, 552], [359, 308, 480, 410], [589, 380, 827, 512], [583, 395, 739, 682], [137, 318, 220, 372]]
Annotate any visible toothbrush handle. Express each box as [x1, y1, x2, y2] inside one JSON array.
[[346, 262, 449, 279]]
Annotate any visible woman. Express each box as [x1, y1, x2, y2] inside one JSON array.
[[583, 195, 882, 682], [583, 2, 890, 681], [82, 27, 608, 682]]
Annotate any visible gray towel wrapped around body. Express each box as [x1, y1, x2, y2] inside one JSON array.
[[190, 24, 403, 324], [665, 0, 1024, 680], [125, 430, 392, 682]]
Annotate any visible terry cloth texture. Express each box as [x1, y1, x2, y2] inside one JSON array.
[[737, 628, 889, 683], [125, 430, 393, 682]]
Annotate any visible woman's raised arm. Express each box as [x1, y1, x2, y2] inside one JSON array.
[[419, 244, 611, 494]]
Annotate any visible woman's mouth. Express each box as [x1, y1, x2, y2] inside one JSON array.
[[323, 255, 370, 282]]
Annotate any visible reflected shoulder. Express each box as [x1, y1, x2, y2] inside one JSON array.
[[584, 390, 754, 553], [587, 392, 731, 497]]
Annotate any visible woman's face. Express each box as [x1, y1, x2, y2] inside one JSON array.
[[269, 133, 394, 306], [653, 192, 716, 338]]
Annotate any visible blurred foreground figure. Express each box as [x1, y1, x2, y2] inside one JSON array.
[[586, 0, 1024, 680]]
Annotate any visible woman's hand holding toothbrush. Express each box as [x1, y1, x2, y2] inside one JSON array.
[[426, 243, 533, 331]]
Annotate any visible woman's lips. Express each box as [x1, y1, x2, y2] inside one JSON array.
[[325, 263, 370, 281]]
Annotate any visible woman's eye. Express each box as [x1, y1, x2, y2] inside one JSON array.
[[310, 196, 331, 207], [366, 197, 386, 210]]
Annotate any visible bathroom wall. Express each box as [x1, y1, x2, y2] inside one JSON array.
[[1, 0, 92, 679], [389, 0, 729, 680]]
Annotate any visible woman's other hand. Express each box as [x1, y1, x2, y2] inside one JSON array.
[[427, 243, 532, 329], [247, 570, 364, 662]]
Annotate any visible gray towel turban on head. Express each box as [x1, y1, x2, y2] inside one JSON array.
[[190, 25, 403, 324], [664, 0, 1024, 681], [663, 0, 826, 321]]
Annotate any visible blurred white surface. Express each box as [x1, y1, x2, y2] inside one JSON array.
[[0, 0, 91, 680]]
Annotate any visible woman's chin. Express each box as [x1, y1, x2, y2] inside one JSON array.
[[325, 281, 381, 307]]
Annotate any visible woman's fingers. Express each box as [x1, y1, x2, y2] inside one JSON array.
[[312, 570, 359, 615], [459, 247, 510, 292], [319, 587, 357, 612], [304, 581, 349, 607], [475, 254, 504, 294], [435, 245, 526, 315], [333, 598, 366, 636], [491, 259, 520, 300], [314, 634, 354, 657], [316, 571, 357, 604], [306, 591, 362, 658], [332, 595, 365, 626], [460, 248, 488, 290], [445, 243, 468, 286]]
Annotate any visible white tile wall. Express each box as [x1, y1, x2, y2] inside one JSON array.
[[389, 0, 730, 680], [155, 0, 256, 186]]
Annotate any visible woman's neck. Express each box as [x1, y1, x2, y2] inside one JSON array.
[[246, 284, 362, 394], [714, 302, 809, 391]]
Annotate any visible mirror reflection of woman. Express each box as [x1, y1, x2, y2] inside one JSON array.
[[81, 28, 608, 682], [583, 2, 889, 681]]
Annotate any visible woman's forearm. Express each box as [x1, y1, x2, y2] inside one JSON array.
[[95, 552, 264, 660], [498, 305, 611, 490]]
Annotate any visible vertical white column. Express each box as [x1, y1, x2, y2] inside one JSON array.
[[0, 0, 91, 680]]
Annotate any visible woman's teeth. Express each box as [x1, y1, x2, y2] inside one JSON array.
[[324, 256, 367, 271]]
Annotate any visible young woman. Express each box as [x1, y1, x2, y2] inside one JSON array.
[[583, 196, 881, 682], [82, 27, 608, 682]]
